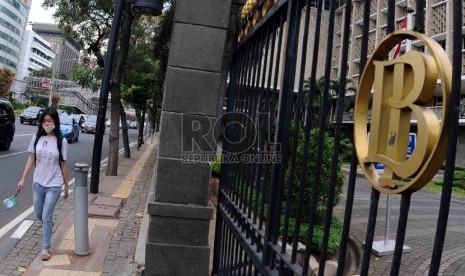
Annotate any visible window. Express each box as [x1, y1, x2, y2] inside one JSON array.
[[309, 0, 333, 11]]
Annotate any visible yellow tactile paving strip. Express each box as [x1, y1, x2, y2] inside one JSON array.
[[59, 224, 96, 251], [111, 142, 155, 199], [42, 255, 71, 266], [39, 268, 100, 276], [88, 218, 119, 228], [59, 218, 118, 251]]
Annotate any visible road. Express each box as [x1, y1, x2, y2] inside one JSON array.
[[0, 119, 139, 235]]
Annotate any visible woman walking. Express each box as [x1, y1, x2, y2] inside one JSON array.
[[17, 107, 69, 261]]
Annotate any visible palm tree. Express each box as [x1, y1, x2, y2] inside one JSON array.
[[303, 76, 356, 126]]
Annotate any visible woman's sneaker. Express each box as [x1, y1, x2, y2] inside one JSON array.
[[41, 250, 51, 261]]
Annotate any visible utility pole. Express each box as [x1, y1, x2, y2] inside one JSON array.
[[48, 64, 56, 107]]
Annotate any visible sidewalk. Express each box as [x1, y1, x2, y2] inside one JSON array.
[[0, 135, 159, 276]]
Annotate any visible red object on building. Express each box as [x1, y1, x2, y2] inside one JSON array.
[[393, 16, 408, 59]]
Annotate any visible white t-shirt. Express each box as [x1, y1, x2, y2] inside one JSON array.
[[27, 134, 68, 187]]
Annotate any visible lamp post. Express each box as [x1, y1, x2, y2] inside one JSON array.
[[90, 0, 164, 194]]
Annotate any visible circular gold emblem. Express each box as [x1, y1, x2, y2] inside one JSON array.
[[354, 30, 452, 194]]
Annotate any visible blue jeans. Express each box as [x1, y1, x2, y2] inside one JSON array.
[[32, 183, 61, 251]]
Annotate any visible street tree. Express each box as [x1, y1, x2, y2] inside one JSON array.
[[153, 0, 175, 92], [147, 0, 175, 131], [43, 0, 135, 175], [30, 67, 68, 80], [42, 0, 114, 67], [30, 67, 53, 78], [70, 63, 102, 92], [122, 16, 159, 144], [0, 67, 14, 98], [303, 77, 356, 127]]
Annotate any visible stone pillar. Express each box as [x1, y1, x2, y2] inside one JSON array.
[[145, 1, 232, 275]]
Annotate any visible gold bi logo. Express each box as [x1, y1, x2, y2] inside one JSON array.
[[354, 30, 452, 194]]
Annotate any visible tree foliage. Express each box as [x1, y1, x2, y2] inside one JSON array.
[[303, 77, 356, 126], [0, 67, 14, 98], [43, 0, 172, 174], [42, 0, 114, 67], [30, 67, 53, 78], [70, 63, 101, 92], [122, 16, 159, 111], [153, 1, 176, 88]]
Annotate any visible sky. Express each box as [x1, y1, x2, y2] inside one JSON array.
[[28, 0, 56, 24]]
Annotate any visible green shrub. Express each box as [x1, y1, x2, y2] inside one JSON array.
[[286, 127, 344, 222], [9, 98, 26, 111], [325, 124, 353, 162], [452, 170, 465, 189], [281, 213, 342, 256], [281, 125, 344, 255], [228, 124, 345, 256], [430, 169, 465, 189], [211, 153, 221, 177], [339, 138, 353, 162]]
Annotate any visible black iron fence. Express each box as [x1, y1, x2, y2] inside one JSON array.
[[212, 0, 463, 275]]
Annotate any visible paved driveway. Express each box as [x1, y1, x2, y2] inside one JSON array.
[[336, 171, 465, 275]]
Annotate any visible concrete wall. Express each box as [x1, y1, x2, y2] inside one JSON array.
[[145, 0, 233, 275]]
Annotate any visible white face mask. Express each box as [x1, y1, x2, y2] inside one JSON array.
[[42, 124, 55, 134]]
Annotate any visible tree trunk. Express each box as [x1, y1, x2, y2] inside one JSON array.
[[138, 106, 146, 150], [120, 103, 130, 158], [107, 90, 120, 175], [106, 3, 134, 175]]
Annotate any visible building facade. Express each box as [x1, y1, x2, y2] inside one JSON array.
[[0, 0, 31, 72], [31, 23, 80, 78], [16, 24, 55, 81], [332, 0, 464, 100]]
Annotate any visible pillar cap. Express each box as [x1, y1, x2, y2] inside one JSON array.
[[74, 162, 89, 172]]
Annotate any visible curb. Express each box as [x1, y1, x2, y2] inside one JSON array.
[[134, 135, 159, 267]]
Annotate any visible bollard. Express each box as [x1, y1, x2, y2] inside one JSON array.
[[74, 163, 90, 256]]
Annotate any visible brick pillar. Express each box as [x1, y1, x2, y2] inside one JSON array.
[[145, 1, 232, 275]]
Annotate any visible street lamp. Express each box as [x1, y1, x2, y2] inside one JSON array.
[[90, 0, 164, 194], [132, 0, 163, 15]]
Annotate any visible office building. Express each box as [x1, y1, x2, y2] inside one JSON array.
[[31, 22, 80, 78], [0, 0, 31, 72], [16, 24, 55, 80]]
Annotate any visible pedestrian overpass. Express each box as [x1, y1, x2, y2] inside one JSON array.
[[11, 77, 97, 115]]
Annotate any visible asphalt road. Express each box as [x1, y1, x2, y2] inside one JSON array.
[[0, 119, 139, 234]]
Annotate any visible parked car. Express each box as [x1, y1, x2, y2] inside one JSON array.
[[0, 98, 15, 150], [59, 116, 79, 143], [81, 115, 97, 133], [20, 106, 43, 125], [129, 121, 138, 129]]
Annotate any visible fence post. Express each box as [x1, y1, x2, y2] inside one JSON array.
[[74, 163, 90, 256]]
